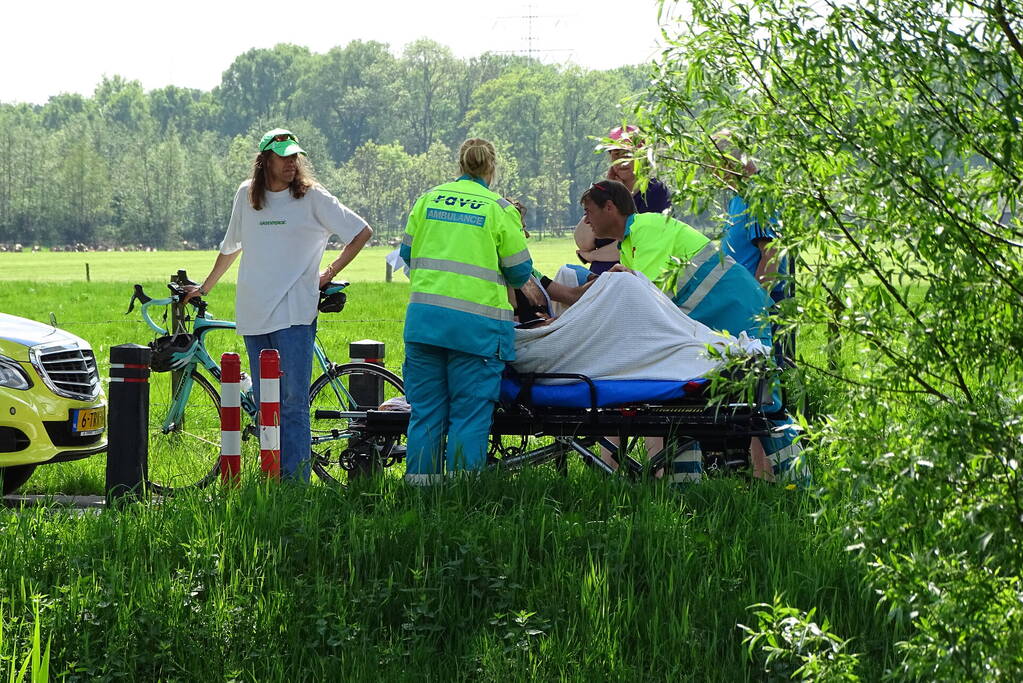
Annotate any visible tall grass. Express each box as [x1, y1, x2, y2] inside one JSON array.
[[0, 598, 50, 682], [0, 472, 898, 680], [0, 257, 902, 679]]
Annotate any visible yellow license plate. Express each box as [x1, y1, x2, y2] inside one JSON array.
[[73, 407, 106, 434]]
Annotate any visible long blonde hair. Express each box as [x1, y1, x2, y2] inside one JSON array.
[[458, 138, 496, 180]]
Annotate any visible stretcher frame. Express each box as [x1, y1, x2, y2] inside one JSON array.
[[315, 366, 778, 480]]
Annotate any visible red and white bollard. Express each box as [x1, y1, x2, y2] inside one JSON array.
[[259, 349, 281, 479], [220, 352, 242, 486]]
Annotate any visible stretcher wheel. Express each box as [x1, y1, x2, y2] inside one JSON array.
[[309, 362, 406, 485], [487, 433, 530, 462]]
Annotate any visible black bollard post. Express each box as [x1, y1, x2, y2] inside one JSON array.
[[106, 344, 151, 504], [348, 340, 385, 409], [348, 340, 386, 478]]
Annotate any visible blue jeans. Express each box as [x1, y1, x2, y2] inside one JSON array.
[[244, 321, 317, 481], [403, 342, 504, 479]]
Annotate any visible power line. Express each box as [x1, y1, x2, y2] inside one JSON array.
[[492, 5, 573, 61]]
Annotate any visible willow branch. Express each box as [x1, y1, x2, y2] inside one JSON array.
[[995, 0, 1023, 62]]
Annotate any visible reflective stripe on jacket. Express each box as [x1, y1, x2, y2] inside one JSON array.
[[401, 175, 532, 360], [620, 213, 770, 342], [671, 244, 771, 343]]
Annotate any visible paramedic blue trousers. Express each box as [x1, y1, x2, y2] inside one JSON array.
[[673, 257, 807, 484], [403, 342, 504, 480]]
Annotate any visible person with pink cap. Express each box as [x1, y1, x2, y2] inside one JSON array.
[[575, 125, 671, 275]]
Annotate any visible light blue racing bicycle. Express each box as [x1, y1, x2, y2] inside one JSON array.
[[127, 275, 405, 492]]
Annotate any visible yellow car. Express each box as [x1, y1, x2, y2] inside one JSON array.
[[0, 313, 106, 494]]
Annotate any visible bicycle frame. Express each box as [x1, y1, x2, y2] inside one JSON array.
[[309, 341, 354, 446], [136, 294, 246, 433], [134, 287, 362, 445]]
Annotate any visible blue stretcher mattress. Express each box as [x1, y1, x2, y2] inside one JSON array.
[[500, 377, 710, 409]]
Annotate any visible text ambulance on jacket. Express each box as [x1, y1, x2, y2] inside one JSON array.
[[400, 175, 533, 360]]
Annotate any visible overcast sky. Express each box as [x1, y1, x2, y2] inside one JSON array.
[[4, 0, 686, 105]]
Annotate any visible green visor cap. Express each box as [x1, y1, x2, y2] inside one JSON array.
[[259, 128, 306, 157]]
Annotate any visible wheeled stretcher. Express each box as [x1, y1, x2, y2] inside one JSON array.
[[317, 365, 779, 480]]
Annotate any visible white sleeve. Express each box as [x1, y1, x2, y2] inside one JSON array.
[[219, 184, 246, 255], [311, 186, 367, 243]]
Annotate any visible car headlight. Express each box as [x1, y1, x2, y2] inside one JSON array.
[[0, 355, 31, 390]]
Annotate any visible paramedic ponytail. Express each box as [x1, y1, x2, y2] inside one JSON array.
[[459, 138, 497, 182]]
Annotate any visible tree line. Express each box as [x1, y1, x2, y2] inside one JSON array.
[[0, 40, 649, 248]]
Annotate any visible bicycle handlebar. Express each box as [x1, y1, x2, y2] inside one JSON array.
[[126, 281, 207, 335], [126, 284, 152, 310], [127, 275, 350, 334], [321, 281, 349, 296]]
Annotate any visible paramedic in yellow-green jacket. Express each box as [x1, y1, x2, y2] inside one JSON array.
[[581, 179, 808, 486], [400, 139, 533, 483]]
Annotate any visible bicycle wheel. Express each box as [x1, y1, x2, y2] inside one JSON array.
[[147, 368, 223, 493], [309, 363, 405, 485]]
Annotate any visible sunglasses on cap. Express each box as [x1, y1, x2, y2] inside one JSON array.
[[261, 132, 297, 152]]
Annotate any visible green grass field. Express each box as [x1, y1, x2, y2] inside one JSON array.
[[0, 252, 898, 679], [0, 238, 584, 284]]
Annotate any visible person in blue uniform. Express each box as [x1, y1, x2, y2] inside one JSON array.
[[714, 131, 794, 366], [575, 125, 673, 275], [400, 139, 533, 483]]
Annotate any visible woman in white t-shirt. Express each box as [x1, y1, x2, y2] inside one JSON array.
[[183, 129, 372, 481]]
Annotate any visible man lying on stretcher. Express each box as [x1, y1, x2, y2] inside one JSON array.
[[511, 270, 768, 380], [504, 199, 594, 325], [506, 260, 782, 484]]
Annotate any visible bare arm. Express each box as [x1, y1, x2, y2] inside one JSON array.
[[578, 241, 621, 264], [546, 277, 596, 307], [753, 238, 780, 289], [574, 217, 596, 252], [182, 250, 241, 303], [575, 218, 620, 263], [519, 279, 547, 308], [319, 226, 373, 288]]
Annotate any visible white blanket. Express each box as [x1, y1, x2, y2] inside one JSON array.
[[513, 271, 767, 383], [550, 264, 584, 317]]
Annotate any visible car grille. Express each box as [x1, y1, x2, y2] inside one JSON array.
[[31, 342, 101, 401], [43, 420, 104, 447]]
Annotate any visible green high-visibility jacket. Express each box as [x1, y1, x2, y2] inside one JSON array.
[[620, 212, 770, 342], [401, 175, 533, 360], [619, 213, 710, 281]]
